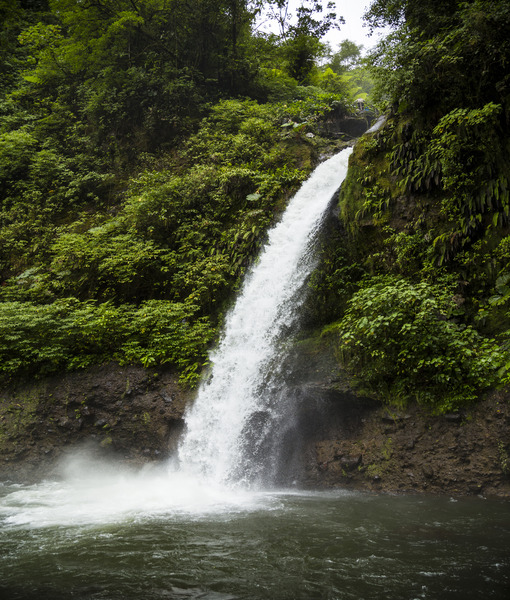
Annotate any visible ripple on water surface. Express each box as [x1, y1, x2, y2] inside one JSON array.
[[1, 463, 509, 600]]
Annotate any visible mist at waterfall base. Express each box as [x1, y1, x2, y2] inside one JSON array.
[[1, 149, 509, 599]]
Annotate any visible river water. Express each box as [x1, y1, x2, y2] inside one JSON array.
[[1, 464, 509, 600]]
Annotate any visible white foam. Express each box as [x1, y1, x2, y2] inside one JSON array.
[[0, 459, 277, 528], [178, 148, 353, 484]]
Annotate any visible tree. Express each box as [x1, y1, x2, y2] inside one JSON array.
[[364, 0, 461, 34], [259, 1, 343, 83], [327, 40, 362, 74], [9, 0, 264, 158], [366, 0, 510, 117], [0, 0, 52, 93]]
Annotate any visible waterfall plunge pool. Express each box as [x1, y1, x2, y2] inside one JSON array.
[[1, 458, 509, 600]]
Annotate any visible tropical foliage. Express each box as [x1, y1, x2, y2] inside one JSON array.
[[309, 0, 510, 413], [333, 277, 506, 412], [0, 0, 361, 385]]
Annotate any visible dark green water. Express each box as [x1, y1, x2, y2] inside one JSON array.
[[1, 478, 509, 600]]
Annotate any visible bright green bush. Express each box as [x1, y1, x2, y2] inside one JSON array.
[[0, 128, 37, 184], [48, 230, 174, 302], [334, 276, 507, 412], [0, 298, 215, 386]]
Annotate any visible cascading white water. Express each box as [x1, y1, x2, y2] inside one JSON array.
[[178, 147, 353, 485], [0, 147, 353, 531]]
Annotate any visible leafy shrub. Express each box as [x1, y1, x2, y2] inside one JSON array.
[[280, 91, 349, 124], [0, 298, 215, 386], [430, 103, 509, 232], [0, 128, 37, 185], [48, 230, 174, 302], [334, 276, 507, 412]]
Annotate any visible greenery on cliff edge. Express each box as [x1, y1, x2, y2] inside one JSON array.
[[309, 0, 510, 413]]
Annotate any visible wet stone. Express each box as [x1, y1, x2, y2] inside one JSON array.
[[445, 413, 462, 423], [423, 465, 434, 479], [340, 455, 362, 470], [161, 392, 175, 404]]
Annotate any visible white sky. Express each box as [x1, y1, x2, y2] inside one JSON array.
[[329, 0, 379, 50], [258, 1, 389, 53]]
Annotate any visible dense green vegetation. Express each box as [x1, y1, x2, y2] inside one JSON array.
[[309, 0, 510, 412], [3, 0, 508, 415], [0, 0, 370, 385]]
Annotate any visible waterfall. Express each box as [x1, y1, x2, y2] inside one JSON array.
[[178, 147, 353, 486]]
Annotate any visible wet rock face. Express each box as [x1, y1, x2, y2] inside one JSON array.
[[305, 392, 510, 498], [318, 113, 377, 141], [281, 333, 510, 498], [2, 347, 510, 498], [0, 363, 190, 482]]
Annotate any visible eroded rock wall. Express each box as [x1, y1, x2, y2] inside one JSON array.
[[0, 363, 189, 482], [303, 390, 510, 498], [285, 335, 510, 498]]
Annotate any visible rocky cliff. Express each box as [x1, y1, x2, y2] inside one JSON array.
[[276, 332, 510, 498], [0, 363, 188, 482], [2, 345, 508, 497]]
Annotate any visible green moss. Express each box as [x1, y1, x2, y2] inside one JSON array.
[[498, 440, 510, 476], [365, 463, 383, 479], [0, 386, 43, 454], [381, 437, 393, 461], [100, 436, 113, 448]]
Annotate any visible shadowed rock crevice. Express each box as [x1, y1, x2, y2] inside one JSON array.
[[277, 331, 510, 498]]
